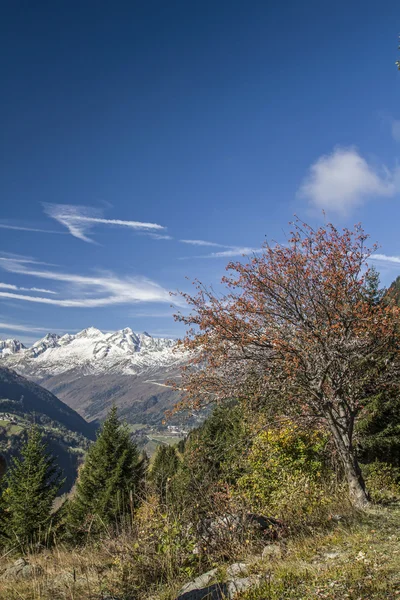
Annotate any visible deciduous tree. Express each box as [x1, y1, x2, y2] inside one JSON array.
[[174, 220, 400, 508]]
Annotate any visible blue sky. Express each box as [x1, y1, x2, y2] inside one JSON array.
[[1, 0, 400, 344]]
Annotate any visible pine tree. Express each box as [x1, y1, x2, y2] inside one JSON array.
[[150, 444, 179, 502], [67, 406, 144, 537], [0, 425, 63, 549]]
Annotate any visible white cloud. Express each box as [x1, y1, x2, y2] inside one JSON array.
[[180, 239, 227, 247], [391, 120, 400, 142], [370, 253, 400, 265], [0, 322, 54, 334], [43, 203, 165, 243], [202, 247, 260, 258], [147, 233, 174, 240], [0, 224, 65, 234], [298, 147, 400, 214], [180, 246, 260, 259], [179, 239, 259, 258], [0, 256, 176, 308], [0, 282, 56, 294]]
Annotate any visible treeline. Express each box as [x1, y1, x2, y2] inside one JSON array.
[[0, 394, 399, 556]]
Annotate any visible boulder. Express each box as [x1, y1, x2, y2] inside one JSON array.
[[226, 563, 249, 578], [176, 566, 262, 599], [226, 575, 262, 596], [262, 543, 282, 560], [1, 557, 43, 580]]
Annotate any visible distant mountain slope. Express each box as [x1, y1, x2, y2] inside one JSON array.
[[0, 327, 186, 424], [0, 366, 97, 492], [0, 367, 96, 439]]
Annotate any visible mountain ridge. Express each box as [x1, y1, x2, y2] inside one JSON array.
[[0, 328, 185, 425]]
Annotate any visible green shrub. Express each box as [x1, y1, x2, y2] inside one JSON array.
[[236, 422, 343, 527], [362, 461, 400, 503]]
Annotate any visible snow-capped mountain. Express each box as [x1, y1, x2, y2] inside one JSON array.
[[0, 327, 186, 425], [0, 327, 180, 378], [0, 339, 26, 356]]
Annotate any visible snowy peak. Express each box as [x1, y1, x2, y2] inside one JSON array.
[[75, 327, 104, 339], [0, 327, 181, 377], [31, 333, 61, 357], [0, 338, 26, 357]]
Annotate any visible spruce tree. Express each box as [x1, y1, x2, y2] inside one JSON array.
[[150, 444, 179, 502], [0, 425, 63, 549], [67, 406, 144, 537]]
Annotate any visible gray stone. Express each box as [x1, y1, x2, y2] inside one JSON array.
[[226, 575, 262, 596], [176, 568, 262, 600], [226, 563, 248, 578], [178, 568, 219, 595], [262, 543, 282, 560], [1, 557, 43, 581], [176, 582, 228, 600], [324, 551, 340, 560]]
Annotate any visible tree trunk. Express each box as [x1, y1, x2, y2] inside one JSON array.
[[325, 411, 370, 509]]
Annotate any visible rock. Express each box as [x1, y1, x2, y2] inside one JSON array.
[[324, 551, 340, 560], [1, 557, 43, 580], [262, 543, 282, 560], [178, 568, 219, 595], [176, 582, 228, 600], [226, 563, 249, 578], [226, 575, 262, 596], [176, 567, 262, 599]]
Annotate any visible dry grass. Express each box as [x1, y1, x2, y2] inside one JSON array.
[[0, 504, 399, 600], [240, 503, 400, 599]]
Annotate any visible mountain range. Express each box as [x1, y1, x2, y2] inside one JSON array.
[[0, 327, 186, 425]]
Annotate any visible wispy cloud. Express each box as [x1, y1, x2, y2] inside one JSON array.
[[0, 253, 56, 267], [0, 223, 65, 234], [43, 203, 166, 243], [370, 253, 400, 265], [179, 239, 259, 258], [201, 247, 260, 258], [0, 256, 176, 308], [298, 147, 400, 215], [145, 233, 174, 240], [0, 322, 54, 335], [180, 239, 227, 248], [0, 283, 56, 294]]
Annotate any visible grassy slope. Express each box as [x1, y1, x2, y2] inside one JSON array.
[[0, 505, 399, 599], [241, 504, 400, 600]]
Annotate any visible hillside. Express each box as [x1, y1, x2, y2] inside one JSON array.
[[0, 367, 97, 438], [0, 366, 96, 491]]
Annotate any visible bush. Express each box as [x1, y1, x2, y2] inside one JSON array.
[[235, 423, 345, 528], [362, 461, 400, 503]]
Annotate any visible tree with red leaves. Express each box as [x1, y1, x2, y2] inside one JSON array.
[[174, 220, 400, 508]]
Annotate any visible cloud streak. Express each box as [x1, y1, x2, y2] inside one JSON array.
[[0, 283, 56, 294], [0, 322, 55, 335], [180, 239, 227, 248], [0, 223, 66, 234], [43, 203, 165, 243], [370, 253, 400, 265], [0, 256, 175, 308], [298, 147, 400, 215]]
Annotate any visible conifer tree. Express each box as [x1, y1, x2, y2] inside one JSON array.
[[0, 425, 63, 549], [150, 444, 179, 502], [67, 406, 144, 536]]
